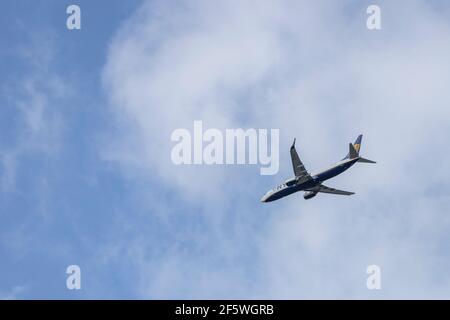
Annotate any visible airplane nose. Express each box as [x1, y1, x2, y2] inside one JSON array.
[[260, 194, 269, 202]]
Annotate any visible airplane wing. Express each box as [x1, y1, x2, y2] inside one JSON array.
[[307, 184, 355, 196], [290, 139, 311, 180]]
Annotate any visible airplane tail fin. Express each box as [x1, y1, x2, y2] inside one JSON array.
[[345, 134, 376, 163], [349, 143, 359, 159], [352, 134, 362, 155], [343, 134, 363, 159]]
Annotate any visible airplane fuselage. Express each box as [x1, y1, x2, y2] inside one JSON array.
[[261, 157, 359, 202]]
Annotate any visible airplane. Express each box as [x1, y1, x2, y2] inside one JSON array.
[[260, 135, 375, 202]]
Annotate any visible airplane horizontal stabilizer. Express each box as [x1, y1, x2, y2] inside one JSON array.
[[358, 157, 376, 164]]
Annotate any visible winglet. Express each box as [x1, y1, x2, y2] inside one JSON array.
[[291, 138, 296, 148]]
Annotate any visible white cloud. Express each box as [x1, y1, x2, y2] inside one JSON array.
[[0, 286, 26, 300], [1, 34, 66, 192], [102, 0, 450, 298]]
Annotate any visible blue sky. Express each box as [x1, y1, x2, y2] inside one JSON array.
[[1, 0, 450, 299], [0, 0, 143, 299]]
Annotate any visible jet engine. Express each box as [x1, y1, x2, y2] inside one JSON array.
[[303, 191, 317, 200]]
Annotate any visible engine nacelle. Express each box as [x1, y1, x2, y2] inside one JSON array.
[[303, 191, 317, 200], [285, 178, 297, 187]]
